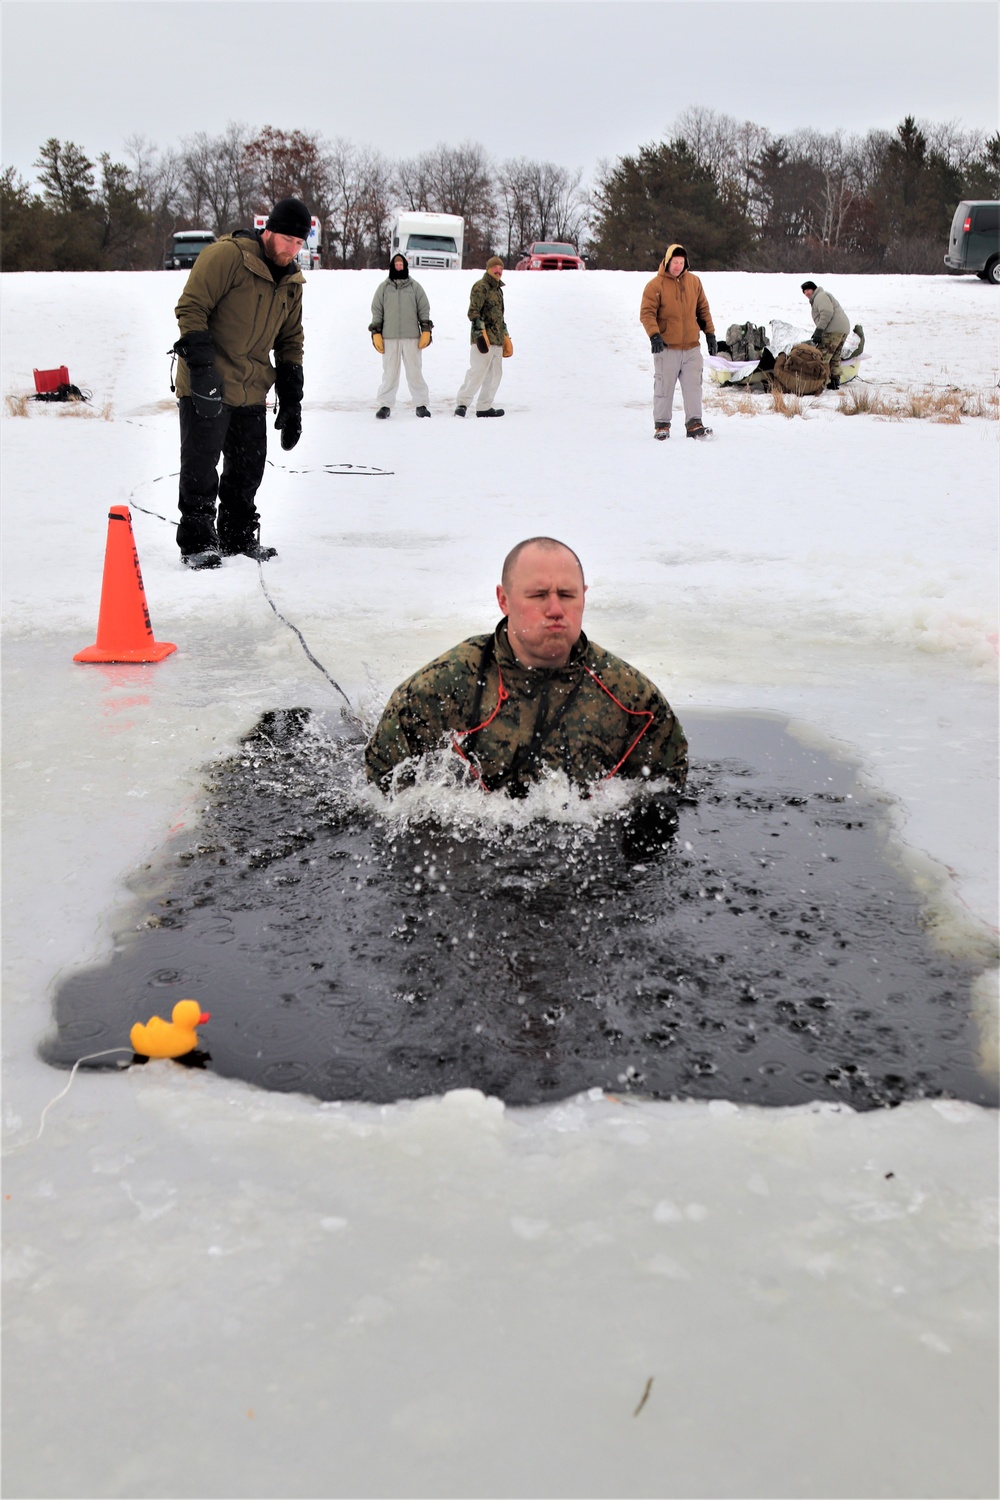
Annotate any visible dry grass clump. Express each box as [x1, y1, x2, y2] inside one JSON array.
[[840, 383, 999, 423], [769, 387, 804, 418], [4, 390, 111, 419], [61, 397, 113, 420], [712, 378, 999, 425], [713, 388, 758, 417]]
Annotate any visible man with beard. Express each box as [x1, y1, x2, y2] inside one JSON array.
[[172, 196, 309, 569]]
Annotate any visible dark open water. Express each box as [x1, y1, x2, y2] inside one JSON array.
[[41, 708, 997, 1109]]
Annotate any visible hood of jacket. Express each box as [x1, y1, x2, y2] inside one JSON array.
[[389, 253, 410, 280], [659, 242, 690, 275]]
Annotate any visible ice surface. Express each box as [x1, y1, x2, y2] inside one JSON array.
[[2, 268, 997, 1497]]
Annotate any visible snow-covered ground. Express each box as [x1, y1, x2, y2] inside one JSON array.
[[2, 268, 997, 1498]]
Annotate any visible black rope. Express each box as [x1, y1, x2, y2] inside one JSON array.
[[254, 562, 363, 728], [124, 468, 371, 725]]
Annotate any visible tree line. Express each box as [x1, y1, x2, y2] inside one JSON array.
[[1, 111, 997, 274]]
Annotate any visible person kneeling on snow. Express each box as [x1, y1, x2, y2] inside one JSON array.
[[639, 244, 716, 441], [365, 537, 688, 797], [369, 254, 433, 419], [801, 281, 850, 390], [172, 197, 309, 570]]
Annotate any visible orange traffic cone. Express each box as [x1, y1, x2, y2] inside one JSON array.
[[74, 506, 177, 663]]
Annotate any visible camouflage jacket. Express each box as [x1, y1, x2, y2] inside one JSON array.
[[365, 622, 688, 795], [467, 274, 508, 346]]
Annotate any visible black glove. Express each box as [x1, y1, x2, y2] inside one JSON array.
[[475, 329, 490, 354], [175, 331, 222, 420], [275, 405, 301, 450], [705, 333, 718, 356], [274, 363, 304, 451], [650, 333, 665, 355], [811, 329, 824, 346]]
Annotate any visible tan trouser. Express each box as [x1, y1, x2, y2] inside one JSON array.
[[376, 339, 429, 408], [456, 344, 504, 410], [653, 347, 703, 425]]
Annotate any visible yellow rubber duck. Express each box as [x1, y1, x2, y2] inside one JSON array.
[[130, 999, 210, 1058]]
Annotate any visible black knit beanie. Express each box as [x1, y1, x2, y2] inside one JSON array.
[[266, 198, 312, 238]]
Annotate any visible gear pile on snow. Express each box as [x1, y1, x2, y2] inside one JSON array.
[[707, 322, 867, 392], [31, 366, 91, 403]]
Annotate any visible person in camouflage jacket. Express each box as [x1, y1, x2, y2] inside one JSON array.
[[365, 538, 688, 795], [455, 257, 511, 417]]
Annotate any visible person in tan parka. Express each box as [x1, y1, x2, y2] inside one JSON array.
[[639, 243, 716, 440], [172, 197, 308, 568]]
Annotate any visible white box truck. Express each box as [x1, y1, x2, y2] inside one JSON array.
[[253, 214, 322, 270], [389, 211, 464, 270]]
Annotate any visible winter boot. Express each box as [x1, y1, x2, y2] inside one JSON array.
[[221, 541, 277, 562], [654, 422, 670, 441], [219, 523, 277, 562], [375, 406, 391, 419], [415, 405, 431, 418], [685, 417, 712, 439], [182, 548, 222, 571], [827, 377, 840, 391], [454, 405, 467, 417], [476, 408, 505, 417]]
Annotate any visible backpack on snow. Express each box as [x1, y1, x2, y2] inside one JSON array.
[[769, 342, 827, 395], [724, 321, 768, 362]]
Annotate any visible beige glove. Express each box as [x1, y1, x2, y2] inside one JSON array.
[[418, 329, 431, 350], [371, 332, 384, 354], [502, 335, 513, 358]]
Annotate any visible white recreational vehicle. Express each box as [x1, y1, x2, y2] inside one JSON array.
[[389, 211, 464, 270]]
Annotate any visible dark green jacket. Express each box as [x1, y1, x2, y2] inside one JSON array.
[[467, 273, 508, 346], [175, 232, 304, 406], [365, 622, 688, 795]]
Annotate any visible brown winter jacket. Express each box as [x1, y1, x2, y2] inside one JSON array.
[[639, 243, 714, 350], [175, 232, 304, 407]]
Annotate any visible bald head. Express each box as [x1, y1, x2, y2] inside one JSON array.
[[501, 537, 585, 592]]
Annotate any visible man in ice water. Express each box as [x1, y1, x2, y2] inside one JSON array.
[[172, 197, 309, 569], [365, 537, 688, 796]]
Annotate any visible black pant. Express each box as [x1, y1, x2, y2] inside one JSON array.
[[176, 398, 268, 555]]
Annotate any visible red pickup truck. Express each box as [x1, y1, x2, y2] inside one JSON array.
[[514, 242, 586, 271]]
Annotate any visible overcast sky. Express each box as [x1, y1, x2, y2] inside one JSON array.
[[2, 0, 997, 188]]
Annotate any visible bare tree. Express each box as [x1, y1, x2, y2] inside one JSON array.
[[123, 133, 185, 266], [497, 158, 589, 256], [673, 107, 769, 215], [178, 122, 258, 234], [324, 138, 393, 267]]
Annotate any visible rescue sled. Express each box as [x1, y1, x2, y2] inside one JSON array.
[[707, 319, 868, 390]]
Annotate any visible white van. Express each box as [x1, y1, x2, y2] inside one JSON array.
[[389, 211, 464, 270]]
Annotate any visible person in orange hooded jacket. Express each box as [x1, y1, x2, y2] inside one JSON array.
[[639, 243, 716, 440]]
